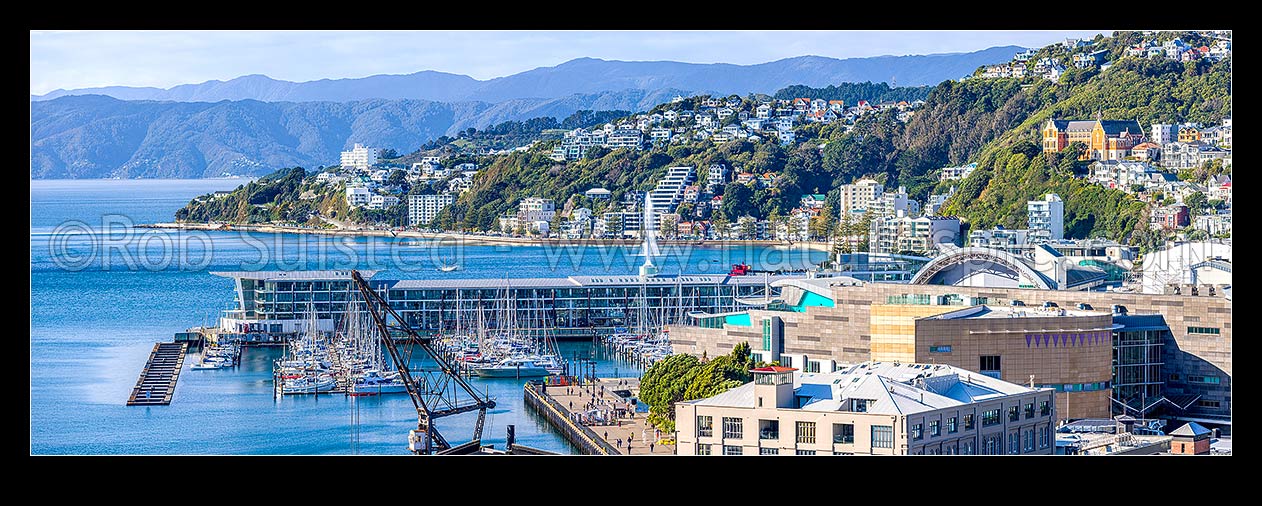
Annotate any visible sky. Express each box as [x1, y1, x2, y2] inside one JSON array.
[[30, 30, 1108, 95]]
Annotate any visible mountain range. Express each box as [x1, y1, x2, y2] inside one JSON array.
[[33, 48, 1022, 104], [31, 47, 1024, 179]]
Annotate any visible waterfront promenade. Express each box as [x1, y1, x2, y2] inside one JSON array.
[[533, 377, 674, 455]]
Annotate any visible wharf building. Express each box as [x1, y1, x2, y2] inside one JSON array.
[[675, 362, 1055, 455], [671, 272, 1230, 430], [210, 269, 801, 341]]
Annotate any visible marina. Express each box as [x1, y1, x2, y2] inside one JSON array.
[[30, 179, 827, 455]]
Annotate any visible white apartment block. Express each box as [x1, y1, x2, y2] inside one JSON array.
[[869, 215, 961, 255], [939, 163, 978, 182], [366, 194, 399, 211], [518, 197, 556, 223], [1027, 193, 1064, 241], [346, 187, 372, 208], [340, 143, 378, 170], [648, 166, 697, 215], [676, 363, 1055, 456], [1151, 124, 1176, 145], [408, 193, 455, 227], [839, 179, 884, 216]]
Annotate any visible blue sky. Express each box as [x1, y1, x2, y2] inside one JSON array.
[[29, 30, 1107, 95]]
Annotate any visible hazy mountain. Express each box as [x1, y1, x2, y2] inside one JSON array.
[[29, 90, 699, 179], [32, 47, 1022, 104]]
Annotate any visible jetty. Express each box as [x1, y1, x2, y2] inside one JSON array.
[[127, 342, 188, 406]]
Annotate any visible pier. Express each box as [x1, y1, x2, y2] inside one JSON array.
[[127, 342, 188, 406], [524, 377, 674, 455]]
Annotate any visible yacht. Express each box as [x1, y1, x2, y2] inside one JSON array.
[[473, 357, 550, 378]]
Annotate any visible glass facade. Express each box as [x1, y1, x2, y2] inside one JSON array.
[[220, 272, 778, 338]]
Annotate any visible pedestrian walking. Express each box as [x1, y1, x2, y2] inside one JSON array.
[[650, 443, 654, 452]]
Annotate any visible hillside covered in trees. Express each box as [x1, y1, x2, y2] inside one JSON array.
[[176, 31, 1230, 248]]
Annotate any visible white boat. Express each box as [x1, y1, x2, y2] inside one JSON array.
[[473, 357, 550, 378], [282, 374, 337, 394], [438, 265, 460, 272], [351, 370, 408, 395], [190, 360, 228, 370]]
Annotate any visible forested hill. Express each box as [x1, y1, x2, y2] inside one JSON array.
[[773, 82, 932, 103]]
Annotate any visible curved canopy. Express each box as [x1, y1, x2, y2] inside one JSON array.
[[910, 247, 1053, 289]]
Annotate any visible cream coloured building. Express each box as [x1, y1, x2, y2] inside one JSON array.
[[675, 362, 1055, 455]]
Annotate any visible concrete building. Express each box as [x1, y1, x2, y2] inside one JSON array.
[[871, 186, 919, 219], [345, 186, 371, 208], [648, 166, 697, 214], [408, 193, 455, 227], [1028, 193, 1064, 241], [839, 179, 883, 217], [1149, 204, 1190, 230], [675, 362, 1055, 455], [340, 143, 378, 170], [939, 163, 978, 182], [1140, 241, 1231, 295], [670, 277, 1230, 425], [868, 215, 960, 255]]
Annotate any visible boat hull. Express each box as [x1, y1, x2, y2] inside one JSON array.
[[473, 366, 550, 378]]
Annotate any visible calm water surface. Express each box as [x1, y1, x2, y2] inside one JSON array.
[[30, 179, 827, 454]]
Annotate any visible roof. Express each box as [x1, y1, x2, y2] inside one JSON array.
[[750, 366, 797, 373], [211, 270, 376, 281], [1065, 120, 1097, 132], [687, 361, 1043, 416], [1099, 120, 1144, 136], [1170, 422, 1212, 438]]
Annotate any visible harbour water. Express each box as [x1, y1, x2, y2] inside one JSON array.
[[30, 179, 828, 454]]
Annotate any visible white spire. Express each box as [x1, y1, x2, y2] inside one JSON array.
[[640, 192, 660, 277]]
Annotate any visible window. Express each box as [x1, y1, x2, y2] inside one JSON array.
[[796, 449, 816, 455], [947, 417, 958, 433], [722, 445, 743, 455], [1169, 373, 1180, 381], [762, 318, 772, 350], [1188, 375, 1221, 384], [1187, 326, 1220, 335], [929, 420, 940, 437], [1024, 403, 1035, 419], [833, 423, 855, 444], [911, 423, 923, 440], [1008, 406, 1020, 422], [1197, 399, 1221, 408], [929, 345, 952, 353], [1040, 400, 1050, 416], [697, 415, 713, 437], [961, 439, 975, 455], [1024, 430, 1035, 452], [759, 420, 779, 440], [751, 352, 764, 363], [805, 360, 821, 373], [871, 425, 894, 449], [980, 355, 1001, 373], [697, 443, 712, 455], [852, 399, 868, 413], [1008, 432, 1019, 455], [722, 417, 743, 439], [759, 447, 779, 455], [780, 356, 793, 367], [983, 435, 998, 455], [1039, 426, 1050, 449], [964, 414, 975, 430], [982, 409, 1001, 427], [796, 421, 816, 444]]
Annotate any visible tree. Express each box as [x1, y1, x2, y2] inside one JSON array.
[[720, 183, 755, 221], [661, 214, 679, 239], [738, 217, 757, 239], [1184, 191, 1208, 216], [380, 148, 399, 159]]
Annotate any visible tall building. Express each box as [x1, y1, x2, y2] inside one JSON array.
[[870, 186, 919, 219], [1042, 119, 1145, 160], [869, 215, 960, 255], [839, 179, 883, 217], [1151, 123, 1176, 145], [340, 143, 378, 170], [1028, 193, 1064, 241], [675, 362, 1055, 455], [408, 193, 455, 227], [648, 166, 697, 214]]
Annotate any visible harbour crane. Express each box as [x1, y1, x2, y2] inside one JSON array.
[[350, 269, 496, 454]]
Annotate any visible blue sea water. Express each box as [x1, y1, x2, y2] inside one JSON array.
[[30, 179, 828, 455]]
